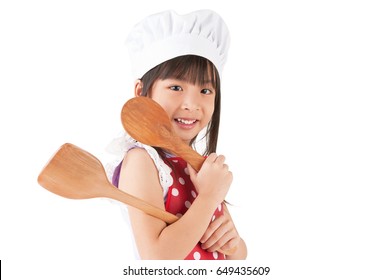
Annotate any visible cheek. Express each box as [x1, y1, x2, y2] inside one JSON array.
[[205, 104, 215, 122], [151, 97, 173, 117]]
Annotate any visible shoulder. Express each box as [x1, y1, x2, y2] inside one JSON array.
[[118, 147, 162, 197], [122, 147, 157, 172], [119, 146, 173, 195]]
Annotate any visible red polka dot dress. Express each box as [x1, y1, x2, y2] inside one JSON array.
[[163, 156, 225, 260]]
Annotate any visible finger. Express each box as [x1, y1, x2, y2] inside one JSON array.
[[187, 163, 197, 179], [209, 225, 241, 253], [200, 215, 223, 243], [214, 155, 226, 164], [205, 153, 218, 164], [201, 217, 230, 249], [220, 237, 239, 252], [205, 231, 234, 252]]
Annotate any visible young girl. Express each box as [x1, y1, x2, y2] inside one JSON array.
[[110, 10, 247, 260]]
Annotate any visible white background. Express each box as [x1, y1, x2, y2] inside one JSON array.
[[1, 0, 391, 279]]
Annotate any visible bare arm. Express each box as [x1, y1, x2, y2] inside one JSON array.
[[200, 203, 247, 259], [118, 148, 231, 259]]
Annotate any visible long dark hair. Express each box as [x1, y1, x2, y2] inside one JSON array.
[[138, 55, 221, 156]]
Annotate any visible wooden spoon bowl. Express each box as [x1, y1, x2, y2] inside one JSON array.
[[37, 97, 237, 255], [121, 97, 238, 255], [121, 96, 205, 171]]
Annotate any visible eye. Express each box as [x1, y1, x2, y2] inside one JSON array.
[[201, 88, 214, 95], [169, 85, 182, 91]]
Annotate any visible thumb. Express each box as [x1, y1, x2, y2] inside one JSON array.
[[187, 163, 197, 180]]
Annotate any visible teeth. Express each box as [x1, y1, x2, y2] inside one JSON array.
[[176, 118, 196, 125]]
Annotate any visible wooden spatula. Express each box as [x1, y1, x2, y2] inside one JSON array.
[[121, 97, 238, 255], [37, 143, 235, 255], [38, 97, 236, 255], [37, 143, 178, 224]]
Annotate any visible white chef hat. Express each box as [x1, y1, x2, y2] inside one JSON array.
[[125, 9, 230, 80]]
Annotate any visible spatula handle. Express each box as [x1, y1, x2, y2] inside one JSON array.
[[109, 184, 236, 256], [108, 187, 179, 224]]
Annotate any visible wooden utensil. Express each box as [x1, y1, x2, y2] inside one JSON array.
[[38, 143, 234, 255], [37, 143, 178, 224], [38, 97, 236, 255], [37, 143, 236, 255], [121, 96, 205, 171], [121, 97, 238, 256]]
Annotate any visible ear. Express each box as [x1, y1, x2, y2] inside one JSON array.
[[134, 79, 143, 97]]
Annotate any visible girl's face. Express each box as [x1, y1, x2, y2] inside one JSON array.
[[143, 78, 215, 145]]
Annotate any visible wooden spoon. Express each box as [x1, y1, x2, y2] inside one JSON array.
[[37, 143, 178, 224], [121, 96, 205, 171], [121, 97, 238, 256]]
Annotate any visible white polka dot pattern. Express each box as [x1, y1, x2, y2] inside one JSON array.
[[164, 156, 225, 260], [213, 251, 218, 259], [193, 251, 201, 260], [171, 188, 179, 196]]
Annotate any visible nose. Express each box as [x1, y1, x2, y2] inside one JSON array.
[[181, 88, 201, 111]]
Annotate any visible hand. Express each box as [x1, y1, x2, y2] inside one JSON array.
[[199, 204, 240, 253], [187, 153, 233, 205]]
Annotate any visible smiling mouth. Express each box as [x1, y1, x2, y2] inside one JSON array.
[[175, 118, 197, 125]]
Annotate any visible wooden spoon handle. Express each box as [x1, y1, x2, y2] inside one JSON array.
[[168, 143, 205, 172]]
